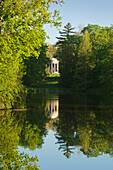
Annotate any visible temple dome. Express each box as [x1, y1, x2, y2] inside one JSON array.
[[50, 58, 59, 62]]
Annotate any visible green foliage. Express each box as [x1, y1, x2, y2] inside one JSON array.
[[0, 34, 24, 109], [87, 26, 113, 90], [73, 30, 94, 89], [81, 24, 102, 33], [55, 23, 113, 92], [23, 45, 48, 87], [56, 22, 76, 41], [46, 44, 57, 59], [0, 0, 63, 109], [56, 23, 77, 87]]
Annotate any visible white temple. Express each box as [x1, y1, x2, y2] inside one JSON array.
[[47, 58, 59, 74]]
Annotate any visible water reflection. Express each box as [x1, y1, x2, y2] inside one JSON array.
[[46, 98, 59, 119], [0, 110, 39, 169], [1, 92, 113, 169], [54, 94, 113, 159]]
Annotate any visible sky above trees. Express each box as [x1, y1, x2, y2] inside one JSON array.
[[44, 0, 113, 44]]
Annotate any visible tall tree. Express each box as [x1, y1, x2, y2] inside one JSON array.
[[73, 30, 94, 89], [56, 23, 77, 87], [79, 24, 113, 91], [56, 22, 76, 41], [89, 26, 113, 90]]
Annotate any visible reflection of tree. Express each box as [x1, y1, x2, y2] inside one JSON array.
[[0, 92, 53, 168], [0, 110, 39, 169], [77, 110, 113, 157], [24, 92, 113, 158], [54, 102, 78, 158], [19, 92, 48, 150], [54, 93, 113, 158], [55, 135, 75, 158], [19, 122, 43, 150]]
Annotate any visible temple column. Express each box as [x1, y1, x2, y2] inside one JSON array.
[[51, 64, 52, 73], [55, 63, 57, 72], [57, 63, 59, 73]]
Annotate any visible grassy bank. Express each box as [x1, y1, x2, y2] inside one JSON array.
[[37, 76, 60, 88], [27, 75, 113, 95], [27, 75, 74, 94]]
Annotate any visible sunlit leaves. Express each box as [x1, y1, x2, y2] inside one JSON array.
[[0, 0, 63, 109]]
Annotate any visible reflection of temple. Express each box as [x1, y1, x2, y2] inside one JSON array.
[[47, 99, 59, 119], [45, 98, 59, 131], [47, 58, 59, 74]]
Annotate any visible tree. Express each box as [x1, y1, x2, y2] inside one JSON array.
[[56, 22, 76, 41], [73, 30, 94, 89], [81, 24, 102, 34], [23, 44, 48, 87], [55, 23, 77, 87], [79, 24, 113, 91], [96, 27, 113, 91], [0, 0, 64, 109], [46, 43, 57, 59], [89, 26, 113, 90]]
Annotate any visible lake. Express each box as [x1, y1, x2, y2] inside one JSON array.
[[1, 90, 113, 170]]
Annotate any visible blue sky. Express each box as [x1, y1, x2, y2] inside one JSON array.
[[44, 0, 113, 44]]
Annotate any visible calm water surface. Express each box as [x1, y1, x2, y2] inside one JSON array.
[[1, 90, 113, 169]]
